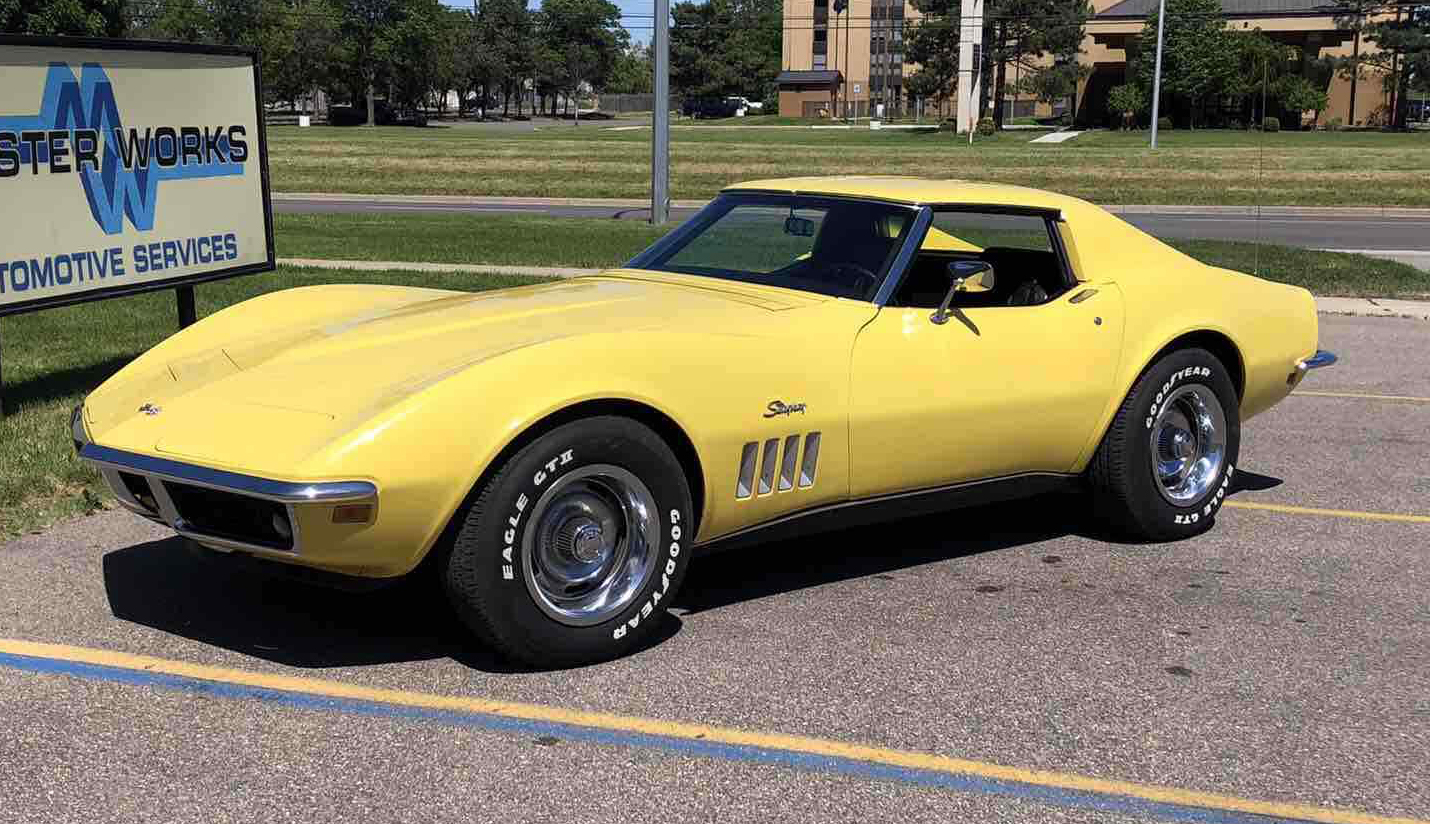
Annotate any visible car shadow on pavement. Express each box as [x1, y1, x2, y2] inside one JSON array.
[[101, 480, 1279, 673], [101, 537, 678, 674], [677, 493, 1090, 614]]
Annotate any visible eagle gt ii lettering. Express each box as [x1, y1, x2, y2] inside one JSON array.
[[74, 177, 1336, 667]]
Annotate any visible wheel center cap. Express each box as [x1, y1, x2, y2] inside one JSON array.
[[1171, 429, 1194, 461], [571, 523, 606, 563]]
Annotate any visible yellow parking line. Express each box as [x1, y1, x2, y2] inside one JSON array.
[[1225, 500, 1430, 524], [1295, 390, 1430, 403], [0, 637, 1423, 824]]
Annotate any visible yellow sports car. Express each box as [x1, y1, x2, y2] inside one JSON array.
[[74, 178, 1335, 666]]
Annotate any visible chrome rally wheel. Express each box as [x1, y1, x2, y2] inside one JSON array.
[[1149, 385, 1227, 505], [442, 416, 693, 668], [1088, 347, 1241, 541], [523, 465, 660, 627]]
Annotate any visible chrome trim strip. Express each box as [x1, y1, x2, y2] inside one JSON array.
[[1298, 350, 1337, 371], [873, 205, 934, 306], [697, 471, 1075, 547], [79, 444, 377, 504]]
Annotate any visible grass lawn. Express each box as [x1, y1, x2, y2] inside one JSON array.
[[274, 211, 1429, 298], [0, 266, 540, 539], [266, 125, 1430, 206]]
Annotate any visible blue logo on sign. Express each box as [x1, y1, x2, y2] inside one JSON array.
[[0, 62, 245, 235]]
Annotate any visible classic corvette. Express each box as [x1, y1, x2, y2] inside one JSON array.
[[73, 177, 1336, 666]]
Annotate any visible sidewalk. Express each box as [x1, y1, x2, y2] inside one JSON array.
[[278, 257, 1430, 319]]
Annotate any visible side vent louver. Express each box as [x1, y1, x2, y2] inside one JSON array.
[[736, 442, 758, 499], [735, 432, 820, 499], [758, 439, 779, 495], [799, 432, 821, 488], [778, 435, 800, 491]]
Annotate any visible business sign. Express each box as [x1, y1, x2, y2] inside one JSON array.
[[0, 37, 274, 318]]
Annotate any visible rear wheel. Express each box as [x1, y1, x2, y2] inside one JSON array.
[[1088, 348, 1240, 541], [443, 416, 694, 667]]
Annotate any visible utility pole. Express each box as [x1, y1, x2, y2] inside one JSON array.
[[651, 0, 670, 225], [1149, 0, 1167, 148]]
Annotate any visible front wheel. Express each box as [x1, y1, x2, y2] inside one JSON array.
[[1088, 348, 1241, 541], [442, 416, 694, 667]]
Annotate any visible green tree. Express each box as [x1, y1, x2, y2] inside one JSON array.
[[607, 44, 653, 95], [670, 0, 780, 101], [1105, 81, 1146, 128], [1330, 0, 1378, 125], [1364, 4, 1430, 128], [538, 0, 626, 122], [336, 0, 402, 123], [376, 0, 449, 120], [1131, 0, 1233, 128], [907, 0, 1090, 129], [264, 0, 343, 112], [1, 0, 124, 36]]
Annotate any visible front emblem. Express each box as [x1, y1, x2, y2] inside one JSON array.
[[137, 403, 162, 416], [764, 400, 807, 418]]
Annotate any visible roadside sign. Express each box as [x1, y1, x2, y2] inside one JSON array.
[[0, 36, 274, 320]]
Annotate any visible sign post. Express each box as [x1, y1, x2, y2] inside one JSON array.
[[0, 36, 275, 414]]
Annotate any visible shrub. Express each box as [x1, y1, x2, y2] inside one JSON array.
[[1157, 116, 1174, 131], [1228, 119, 1244, 130], [1262, 116, 1280, 132], [1326, 117, 1343, 132], [1105, 83, 1146, 129], [977, 116, 995, 136]]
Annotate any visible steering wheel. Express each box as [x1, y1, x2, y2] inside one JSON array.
[[827, 262, 879, 294]]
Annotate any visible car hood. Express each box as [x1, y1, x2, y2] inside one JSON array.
[[84, 270, 831, 468]]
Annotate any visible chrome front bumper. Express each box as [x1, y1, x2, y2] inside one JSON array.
[[73, 407, 376, 556]]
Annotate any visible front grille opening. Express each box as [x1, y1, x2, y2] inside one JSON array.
[[118, 471, 159, 514], [163, 481, 295, 551]]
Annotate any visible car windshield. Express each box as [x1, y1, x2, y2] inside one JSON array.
[[631, 194, 918, 301]]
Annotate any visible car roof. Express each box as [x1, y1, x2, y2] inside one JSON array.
[[722, 177, 1097, 215]]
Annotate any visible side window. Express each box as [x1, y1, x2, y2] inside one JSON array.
[[894, 211, 1068, 309], [662, 205, 827, 274], [925, 212, 1054, 254]]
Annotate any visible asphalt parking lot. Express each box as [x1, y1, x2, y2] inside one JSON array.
[[2, 313, 1426, 824]]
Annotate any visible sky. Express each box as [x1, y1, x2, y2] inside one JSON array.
[[438, 0, 657, 44]]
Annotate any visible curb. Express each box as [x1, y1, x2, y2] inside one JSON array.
[[278, 259, 1430, 320]]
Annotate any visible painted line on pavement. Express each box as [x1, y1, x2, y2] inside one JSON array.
[[1295, 390, 1430, 403], [1224, 500, 1430, 524], [0, 639, 1422, 824]]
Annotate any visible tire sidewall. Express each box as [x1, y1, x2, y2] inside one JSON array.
[[460, 419, 693, 662], [1125, 351, 1241, 537]]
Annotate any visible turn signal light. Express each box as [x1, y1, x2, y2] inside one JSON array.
[[332, 504, 374, 524]]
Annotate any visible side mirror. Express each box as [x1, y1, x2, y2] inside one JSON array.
[[931, 260, 996, 325]]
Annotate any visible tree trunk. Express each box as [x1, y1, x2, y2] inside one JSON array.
[[366, 82, 375, 126], [503, 85, 510, 117]]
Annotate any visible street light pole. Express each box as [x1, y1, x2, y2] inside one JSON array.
[[651, 0, 670, 225], [1149, 0, 1167, 148]]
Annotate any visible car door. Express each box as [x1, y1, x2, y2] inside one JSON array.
[[847, 212, 1125, 499]]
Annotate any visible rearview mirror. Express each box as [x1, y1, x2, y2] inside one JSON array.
[[784, 216, 816, 237], [931, 260, 996, 325]]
